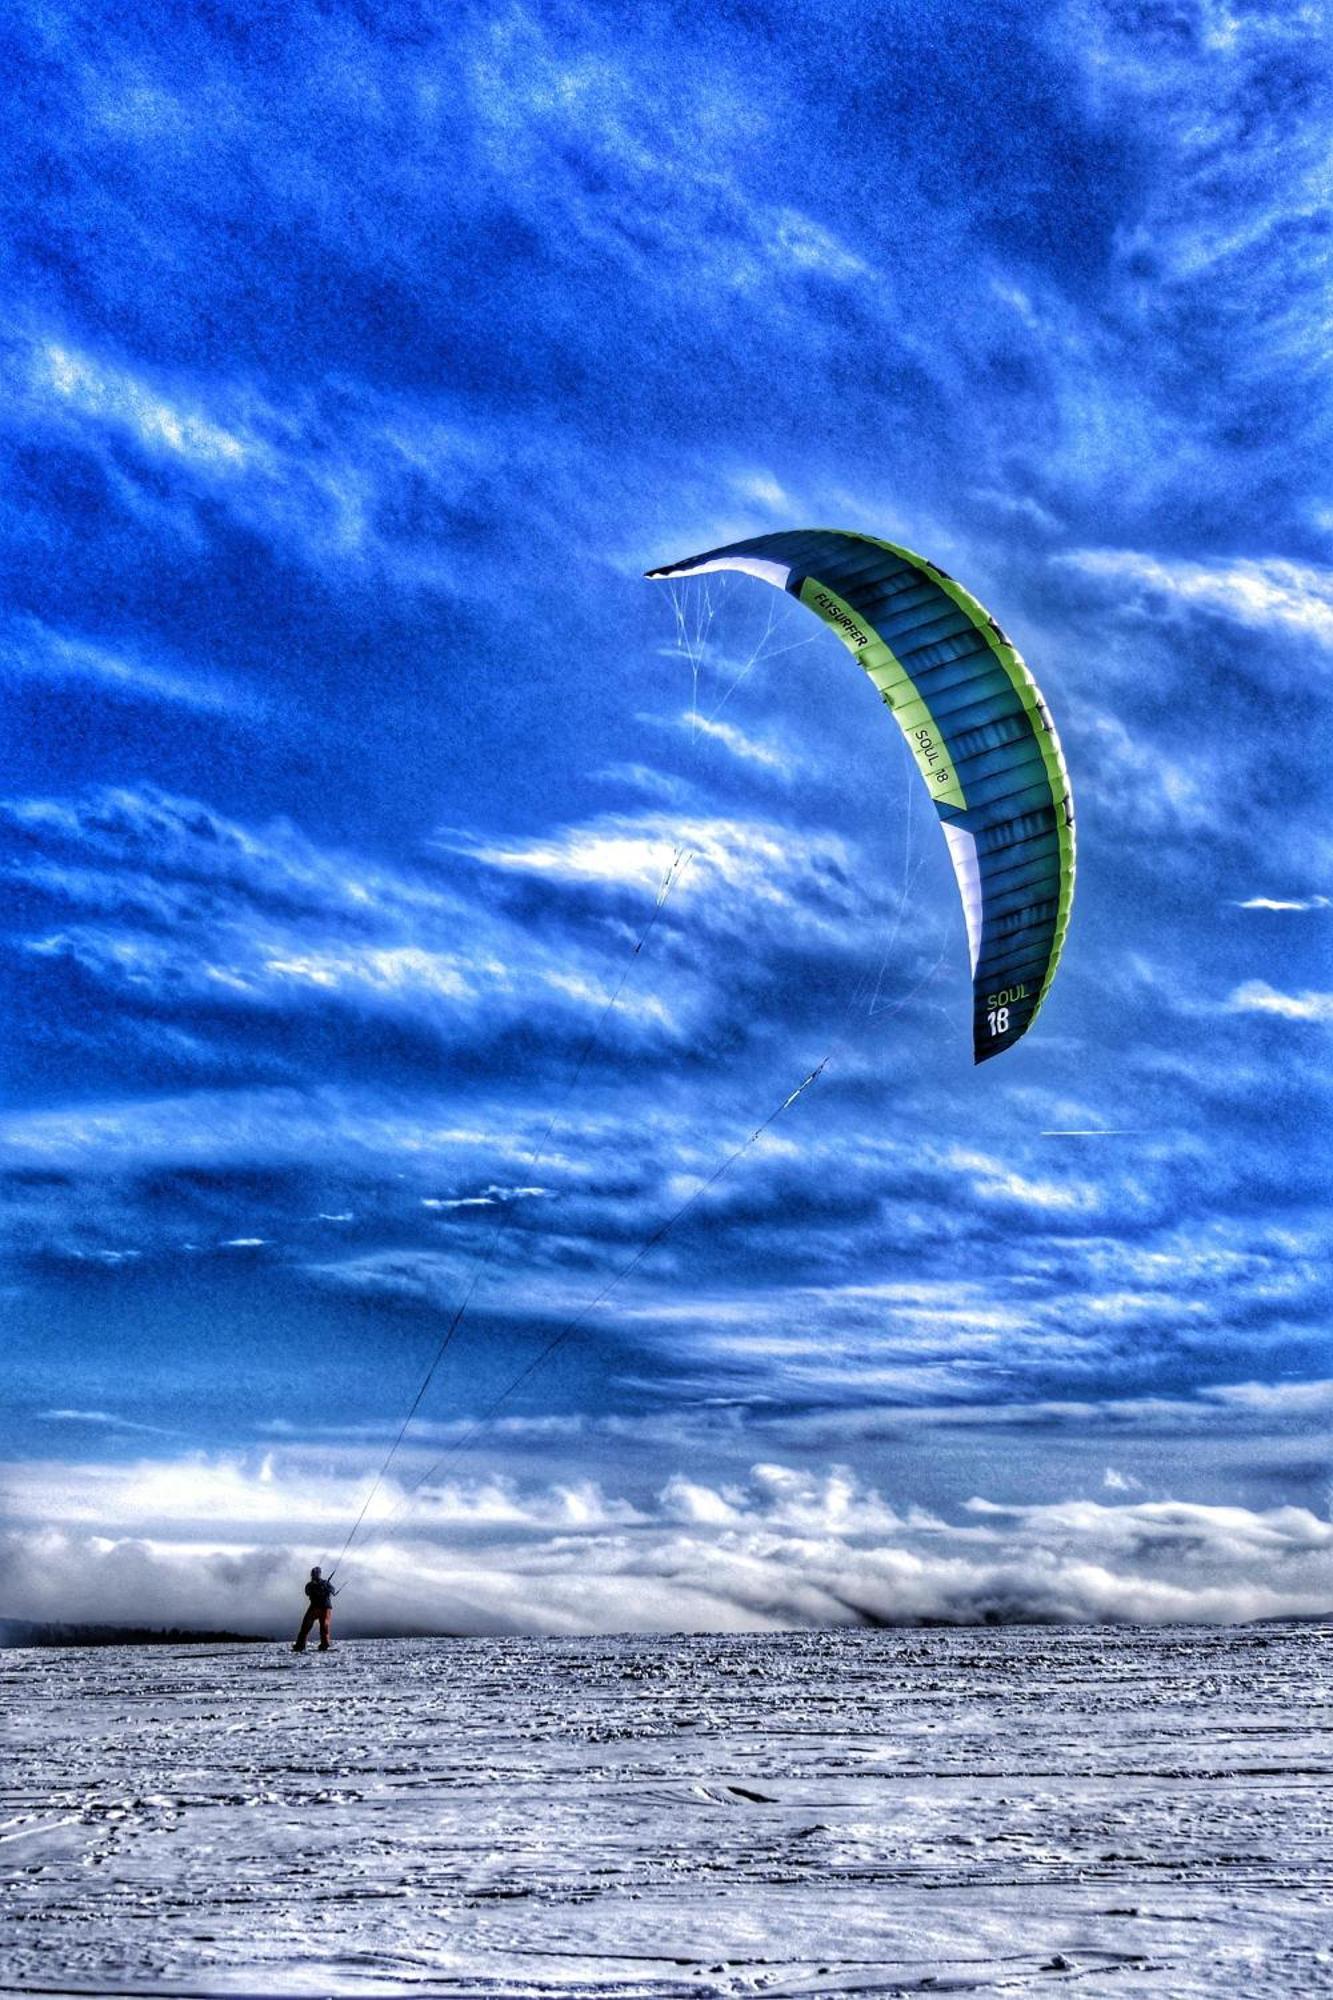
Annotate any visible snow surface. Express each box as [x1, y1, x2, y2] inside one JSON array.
[[1, 1625, 1329, 1997]]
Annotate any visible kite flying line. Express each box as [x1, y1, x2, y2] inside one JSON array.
[[330, 521, 1071, 1577], [330, 584, 827, 1574], [337, 888, 955, 1573], [334, 1049, 832, 1568], [324, 842, 694, 1576]]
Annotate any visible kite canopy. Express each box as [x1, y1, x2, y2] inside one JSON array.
[[647, 529, 1075, 1063]]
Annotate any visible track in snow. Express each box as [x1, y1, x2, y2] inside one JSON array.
[[1, 1623, 1329, 1997]]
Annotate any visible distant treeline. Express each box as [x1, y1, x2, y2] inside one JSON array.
[[0, 1620, 267, 1649]]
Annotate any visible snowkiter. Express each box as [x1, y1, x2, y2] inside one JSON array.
[[293, 1566, 337, 1652]]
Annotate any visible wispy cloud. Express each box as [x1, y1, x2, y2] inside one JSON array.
[[1203, 1378, 1333, 1415], [670, 712, 792, 773], [459, 809, 869, 943], [421, 1184, 550, 1212], [2, 785, 452, 919], [1, 618, 258, 717], [39, 1408, 177, 1437], [1066, 704, 1223, 842], [1228, 982, 1333, 1024], [8, 329, 509, 591], [1065, 549, 1333, 648], [11, 788, 828, 1055], [465, 7, 872, 315], [1235, 895, 1330, 913], [36, 339, 251, 471], [0, 1451, 642, 1538], [943, 1148, 1104, 1218]]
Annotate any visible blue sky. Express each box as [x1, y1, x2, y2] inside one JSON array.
[[1, 0, 1330, 1634]]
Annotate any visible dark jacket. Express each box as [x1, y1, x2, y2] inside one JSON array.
[[305, 1575, 335, 1610]]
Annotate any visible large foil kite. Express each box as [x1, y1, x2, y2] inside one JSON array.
[[647, 530, 1075, 1063]]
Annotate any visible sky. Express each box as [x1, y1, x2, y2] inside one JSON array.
[[1, 0, 1331, 1637]]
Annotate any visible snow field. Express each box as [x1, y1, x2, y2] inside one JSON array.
[[1, 1623, 1329, 1996]]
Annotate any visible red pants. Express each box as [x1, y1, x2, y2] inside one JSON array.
[[294, 1604, 331, 1650]]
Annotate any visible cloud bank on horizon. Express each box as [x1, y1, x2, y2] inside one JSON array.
[[1, 0, 1330, 1631]]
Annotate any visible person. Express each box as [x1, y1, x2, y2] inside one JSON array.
[[292, 1565, 337, 1652]]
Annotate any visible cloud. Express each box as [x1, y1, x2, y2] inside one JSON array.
[[1068, 1, 1333, 499], [6, 786, 909, 1093], [663, 1462, 916, 1537], [6, 1012, 1326, 1420], [1064, 703, 1225, 848], [465, 7, 870, 317], [458, 809, 863, 938], [421, 1184, 550, 1211], [1064, 549, 1333, 648], [1202, 1378, 1333, 1416], [1234, 896, 1330, 913], [0, 1451, 642, 1540], [1228, 982, 1333, 1024], [8, 330, 497, 590], [1, 1462, 1328, 1636], [670, 712, 792, 773], [965, 1494, 1333, 1566], [2, 784, 451, 921], [5, 788, 676, 1058], [39, 1409, 177, 1437], [942, 1147, 1105, 1218], [36, 339, 251, 472], [1, 618, 258, 718]]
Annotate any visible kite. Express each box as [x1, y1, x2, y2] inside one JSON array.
[[648, 530, 1075, 1062]]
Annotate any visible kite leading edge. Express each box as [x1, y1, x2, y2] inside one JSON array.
[[647, 529, 1075, 1063]]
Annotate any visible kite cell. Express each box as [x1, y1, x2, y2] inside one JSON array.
[[647, 530, 1075, 1062]]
